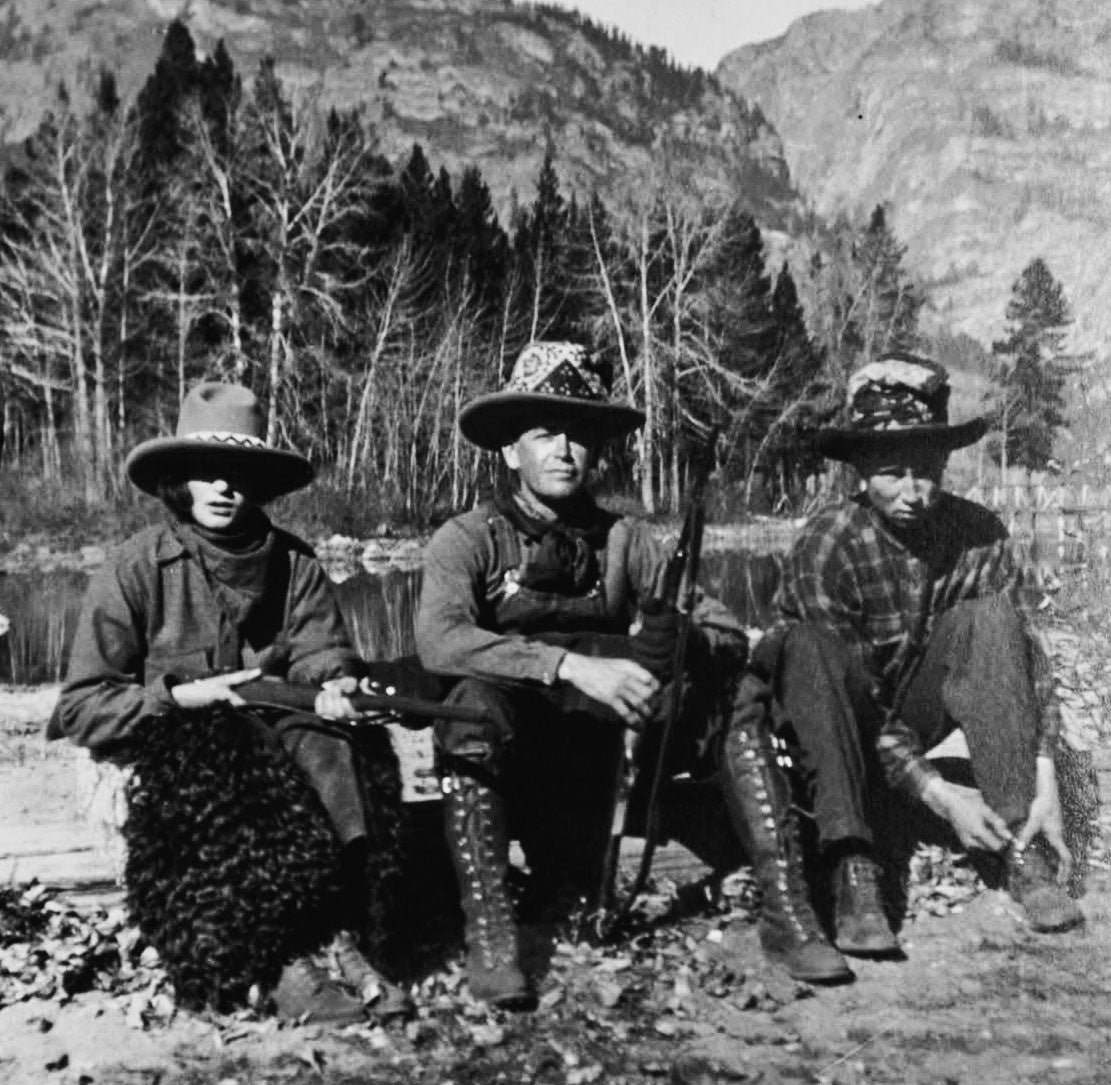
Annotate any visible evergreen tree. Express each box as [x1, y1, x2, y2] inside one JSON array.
[[700, 205, 776, 481], [135, 20, 200, 176], [851, 204, 922, 360], [989, 256, 1071, 471], [452, 165, 508, 322], [510, 148, 572, 340]]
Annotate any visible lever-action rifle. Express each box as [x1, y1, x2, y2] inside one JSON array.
[[232, 653, 490, 725], [592, 429, 718, 939]]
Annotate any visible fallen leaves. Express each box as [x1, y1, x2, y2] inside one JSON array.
[[0, 881, 172, 1016]]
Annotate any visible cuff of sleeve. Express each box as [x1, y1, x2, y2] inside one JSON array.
[[143, 675, 179, 717], [1037, 702, 1062, 758], [541, 647, 567, 687], [895, 755, 942, 801]]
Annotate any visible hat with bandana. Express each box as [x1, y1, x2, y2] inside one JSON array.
[[813, 351, 989, 461], [460, 341, 645, 451]]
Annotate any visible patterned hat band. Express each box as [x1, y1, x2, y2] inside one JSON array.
[[183, 430, 269, 449], [503, 342, 610, 401], [845, 354, 950, 431], [849, 387, 949, 431]]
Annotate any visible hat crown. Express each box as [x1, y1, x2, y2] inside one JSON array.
[[846, 352, 950, 433], [504, 341, 612, 403], [176, 382, 267, 443]]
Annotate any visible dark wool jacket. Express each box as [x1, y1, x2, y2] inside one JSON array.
[[48, 521, 357, 757], [416, 504, 745, 686]]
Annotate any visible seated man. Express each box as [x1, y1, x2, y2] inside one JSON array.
[[48, 383, 408, 1023], [416, 341, 852, 1009], [763, 352, 1083, 955]]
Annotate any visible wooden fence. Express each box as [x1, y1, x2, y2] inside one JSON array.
[[967, 482, 1111, 578]]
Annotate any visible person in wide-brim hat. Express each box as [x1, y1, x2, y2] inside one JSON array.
[[812, 351, 989, 463], [51, 379, 412, 1024], [125, 382, 314, 503], [459, 341, 644, 451], [761, 349, 1086, 956]]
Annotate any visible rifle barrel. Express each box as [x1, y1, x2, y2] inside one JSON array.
[[235, 678, 489, 725]]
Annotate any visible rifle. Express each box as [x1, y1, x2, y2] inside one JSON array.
[[591, 429, 718, 939], [233, 676, 490, 725], [228, 653, 491, 725]]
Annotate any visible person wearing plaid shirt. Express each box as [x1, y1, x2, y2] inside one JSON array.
[[765, 353, 1082, 955]]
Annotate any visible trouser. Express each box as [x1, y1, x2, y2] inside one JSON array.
[[271, 712, 373, 847], [772, 594, 1040, 849], [435, 678, 625, 894]]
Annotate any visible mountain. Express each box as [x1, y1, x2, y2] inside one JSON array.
[[718, 0, 1111, 355], [0, 0, 796, 222]]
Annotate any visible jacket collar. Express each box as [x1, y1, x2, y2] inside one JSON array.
[[154, 523, 190, 566]]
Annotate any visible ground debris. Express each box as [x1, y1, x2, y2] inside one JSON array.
[[0, 881, 171, 1011]]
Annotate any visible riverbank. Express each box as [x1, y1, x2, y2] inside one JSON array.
[[0, 518, 805, 578]]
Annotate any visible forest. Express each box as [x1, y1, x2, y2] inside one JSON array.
[[0, 21, 984, 530]]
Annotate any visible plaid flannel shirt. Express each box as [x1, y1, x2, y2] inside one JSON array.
[[776, 492, 1059, 799]]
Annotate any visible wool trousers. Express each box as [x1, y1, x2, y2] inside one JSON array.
[[773, 594, 1040, 849], [270, 712, 371, 847]]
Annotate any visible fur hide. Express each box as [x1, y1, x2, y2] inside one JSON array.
[[123, 705, 403, 1012]]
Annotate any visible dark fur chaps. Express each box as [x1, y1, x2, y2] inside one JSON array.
[[123, 705, 403, 1013]]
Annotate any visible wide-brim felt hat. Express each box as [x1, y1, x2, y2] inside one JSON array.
[[126, 382, 314, 502], [460, 341, 645, 451], [812, 352, 990, 462]]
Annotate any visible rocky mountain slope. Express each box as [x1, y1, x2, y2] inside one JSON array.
[[718, 0, 1111, 355], [0, 0, 796, 223]]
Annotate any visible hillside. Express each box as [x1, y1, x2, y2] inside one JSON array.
[[718, 0, 1111, 355], [0, 0, 796, 223]]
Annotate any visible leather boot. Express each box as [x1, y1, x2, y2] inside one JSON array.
[[720, 707, 852, 984], [831, 851, 901, 957], [270, 955, 365, 1023], [1007, 837, 1085, 933], [329, 930, 413, 1019], [443, 769, 534, 1008]]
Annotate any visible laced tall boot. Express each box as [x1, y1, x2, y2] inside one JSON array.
[[720, 709, 852, 984], [443, 768, 533, 1008]]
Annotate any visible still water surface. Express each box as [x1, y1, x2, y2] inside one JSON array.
[[0, 552, 781, 685]]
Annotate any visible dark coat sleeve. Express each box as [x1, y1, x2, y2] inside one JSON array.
[[46, 551, 177, 755]]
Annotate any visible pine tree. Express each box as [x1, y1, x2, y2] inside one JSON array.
[[135, 20, 200, 176], [989, 256, 1071, 472], [851, 204, 922, 360]]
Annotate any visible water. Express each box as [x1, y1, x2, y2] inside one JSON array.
[[0, 551, 782, 684]]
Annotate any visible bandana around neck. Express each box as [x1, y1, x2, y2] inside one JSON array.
[[495, 491, 612, 595], [179, 510, 275, 626]]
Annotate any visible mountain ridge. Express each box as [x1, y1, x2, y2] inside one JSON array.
[[718, 0, 1111, 356], [0, 0, 797, 225]]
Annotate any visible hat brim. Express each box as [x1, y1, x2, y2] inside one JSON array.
[[125, 438, 315, 503], [811, 417, 990, 462], [459, 393, 645, 451]]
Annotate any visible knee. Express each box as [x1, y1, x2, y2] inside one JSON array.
[[782, 623, 854, 675], [434, 679, 512, 766], [946, 594, 1025, 650]]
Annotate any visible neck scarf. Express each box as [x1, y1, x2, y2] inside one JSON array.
[[494, 490, 612, 595], [180, 508, 276, 627]]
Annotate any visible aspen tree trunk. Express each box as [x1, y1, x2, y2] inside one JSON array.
[[638, 215, 656, 514]]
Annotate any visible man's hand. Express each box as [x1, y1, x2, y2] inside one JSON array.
[[557, 652, 660, 730], [315, 676, 359, 720], [171, 667, 262, 709], [922, 778, 1013, 852], [1015, 754, 1072, 882]]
